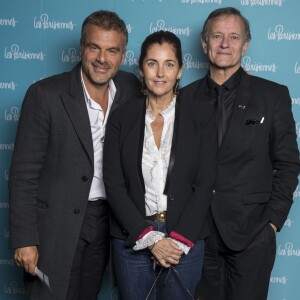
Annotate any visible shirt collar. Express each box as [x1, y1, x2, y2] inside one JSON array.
[[206, 67, 242, 92], [146, 96, 176, 122]]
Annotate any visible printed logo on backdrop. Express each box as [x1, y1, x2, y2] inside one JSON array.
[[181, 0, 222, 5], [0, 18, 18, 27], [150, 19, 191, 36], [277, 242, 300, 257], [4, 170, 9, 182], [4, 44, 46, 61], [126, 24, 133, 34], [295, 62, 300, 74], [3, 227, 9, 239], [0, 201, 9, 209], [268, 25, 300, 41], [34, 14, 75, 30], [284, 218, 293, 228], [4, 107, 19, 122], [0, 81, 16, 91], [123, 51, 139, 67], [241, 0, 283, 7], [270, 275, 289, 285], [3, 282, 25, 295], [295, 123, 300, 139], [62, 48, 80, 64], [242, 56, 277, 73], [0, 143, 14, 151], [184, 54, 209, 70], [0, 259, 14, 266], [292, 97, 300, 106], [293, 185, 300, 199]]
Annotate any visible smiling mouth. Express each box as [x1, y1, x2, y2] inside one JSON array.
[[92, 63, 110, 72]]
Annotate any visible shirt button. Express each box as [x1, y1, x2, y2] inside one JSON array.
[[73, 209, 80, 214], [169, 194, 175, 201], [100, 136, 105, 143], [81, 176, 88, 182]]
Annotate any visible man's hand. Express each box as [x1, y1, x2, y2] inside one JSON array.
[[149, 238, 183, 268], [14, 246, 39, 275]]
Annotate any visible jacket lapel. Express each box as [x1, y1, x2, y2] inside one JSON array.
[[110, 71, 137, 115], [110, 85, 122, 114], [164, 96, 180, 193], [61, 64, 94, 166], [137, 98, 147, 193]]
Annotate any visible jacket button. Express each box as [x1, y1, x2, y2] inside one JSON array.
[[73, 209, 80, 214], [213, 190, 216, 195], [169, 194, 175, 201], [81, 176, 88, 182]]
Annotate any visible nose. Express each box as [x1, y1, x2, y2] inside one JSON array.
[[220, 36, 229, 48], [156, 65, 164, 77], [96, 50, 107, 63]]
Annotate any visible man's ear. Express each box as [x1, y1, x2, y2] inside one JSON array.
[[121, 52, 125, 64], [201, 38, 208, 54], [242, 40, 250, 56]]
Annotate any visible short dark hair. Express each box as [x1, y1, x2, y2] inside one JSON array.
[[80, 10, 128, 48], [201, 7, 251, 42], [138, 30, 183, 70]]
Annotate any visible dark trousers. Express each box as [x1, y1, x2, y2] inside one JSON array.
[[196, 221, 276, 300], [66, 200, 110, 300]]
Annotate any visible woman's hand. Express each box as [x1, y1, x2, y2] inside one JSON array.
[[149, 237, 183, 268]]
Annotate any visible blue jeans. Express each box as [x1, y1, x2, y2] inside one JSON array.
[[112, 221, 204, 300]]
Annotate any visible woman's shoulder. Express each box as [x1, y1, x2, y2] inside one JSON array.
[[109, 95, 146, 122]]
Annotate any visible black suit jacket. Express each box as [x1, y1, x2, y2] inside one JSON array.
[[182, 69, 300, 251], [103, 93, 217, 246], [8, 63, 141, 299]]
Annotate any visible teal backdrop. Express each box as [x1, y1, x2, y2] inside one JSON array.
[[1, 0, 300, 299]]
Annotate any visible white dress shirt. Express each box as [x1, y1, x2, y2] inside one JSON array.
[[81, 70, 116, 201]]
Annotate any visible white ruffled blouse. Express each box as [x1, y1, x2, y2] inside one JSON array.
[[133, 98, 190, 254]]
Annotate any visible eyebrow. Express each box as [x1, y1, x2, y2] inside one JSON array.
[[146, 59, 176, 62], [108, 47, 121, 52], [211, 31, 241, 36], [86, 42, 122, 51]]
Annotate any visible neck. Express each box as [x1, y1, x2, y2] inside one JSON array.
[[147, 95, 174, 117], [84, 82, 109, 114], [89, 85, 109, 105], [209, 65, 240, 85]]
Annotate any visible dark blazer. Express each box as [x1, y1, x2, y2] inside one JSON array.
[[181, 69, 300, 251], [8, 63, 141, 299], [103, 93, 217, 246]]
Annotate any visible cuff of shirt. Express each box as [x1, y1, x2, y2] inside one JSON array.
[[137, 226, 154, 239], [168, 238, 191, 255], [133, 230, 165, 251], [169, 231, 194, 248]]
